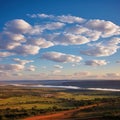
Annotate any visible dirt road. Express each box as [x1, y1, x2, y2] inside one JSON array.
[[23, 103, 103, 120]]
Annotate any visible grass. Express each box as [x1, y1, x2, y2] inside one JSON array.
[[56, 92, 115, 100]]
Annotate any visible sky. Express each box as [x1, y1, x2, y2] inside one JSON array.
[[0, 0, 120, 80]]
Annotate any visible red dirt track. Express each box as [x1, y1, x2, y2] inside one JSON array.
[[23, 104, 103, 120]]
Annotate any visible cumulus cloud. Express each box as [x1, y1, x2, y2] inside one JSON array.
[[0, 13, 120, 80], [85, 60, 108, 66], [28, 25, 44, 35], [1, 14, 120, 57], [0, 64, 24, 71], [27, 65, 36, 71], [27, 38, 54, 48], [28, 13, 120, 38], [85, 19, 120, 37], [106, 37, 120, 45], [0, 32, 26, 42], [84, 30, 101, 41], [81, 45, 119, 57], [54, 65, 63, 69], [29, 22, 65, 35], [0, 37, 21, 50], [28, 14, 85, 23], [52, 33, 89, 45], [65, 25, 89, 34], [65, 25, 101, 41], [42, 52, 82, 63], [27, 13, 54, 19], [52, 70, 61, 74], [12, 45, 40, 55], [81, 37, 120, 57], [13, 58, 33, 65], [0, 52, 14, 57], [37, 14, 54, 18], [44, 22, 65, 30], [57, 15, 85, 23], [4, 19, 32, 34], [0, 31, 25, 50], [27, 22, 65, 35]]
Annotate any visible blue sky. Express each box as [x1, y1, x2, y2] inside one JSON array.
[[0, 0, 120, 80]]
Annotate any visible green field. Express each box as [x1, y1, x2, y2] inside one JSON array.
[[0, 85, 120, 120]]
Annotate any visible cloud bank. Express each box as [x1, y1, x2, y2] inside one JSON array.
[[0, 13, 120, 58], [0, 13, 120, 80]]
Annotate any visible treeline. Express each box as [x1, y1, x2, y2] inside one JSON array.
[[0, 106, 68, 120]]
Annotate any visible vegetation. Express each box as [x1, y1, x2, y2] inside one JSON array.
[[0, 85, 120, 120]]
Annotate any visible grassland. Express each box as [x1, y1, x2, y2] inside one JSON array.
[[0, 85, 120, 120]]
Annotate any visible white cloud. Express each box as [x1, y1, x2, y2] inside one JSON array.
[[37, 14, 54, 18], [0, 31, 26, 50], [28, 14, 85, 24], [13, 58, 33, 65], [0, 14, 120, 79], [42, 52, 82, 63], [84, 30, 101, 41], [44, 22, 65, 30], [65, 25, 89, 34], [0, 52, 14, 57], [28, 25, 44, 35], [4, 19, 32, 34], [27, 38, 54, 48], [27, 14, 38, 18], [71, 63, 80, 67], [85, 60, 108, 66], [81, 37, 120, 57], [0, 64, 24, 71], [52, 70, 61, 74], [1, 14, 120, 57], [13, 45, 40, 55], [42, 33, 61, 42], [53, 33, 89, 45], [27, 65, 36, 71], [0, 34, 21, 50], [54, 65, 63, 69], [65, 25, 101, 41], [28, 13, 54, 19], [85, 19, 120, 37], [57, 15, 85, 23], [28, 22, 65, 35], [1, 32, 26, 42], [106, 37, 120, 45], [81, 45, 119, 57]]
